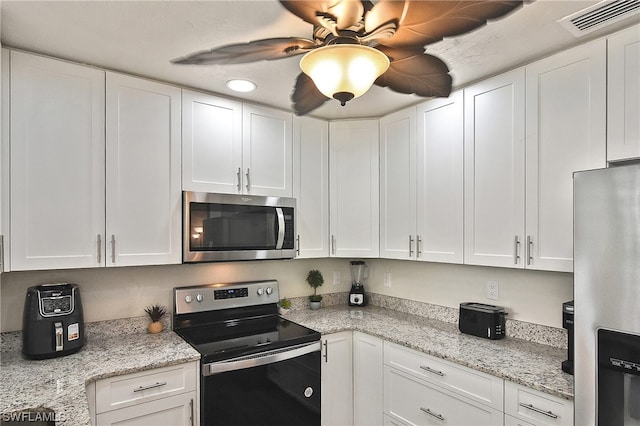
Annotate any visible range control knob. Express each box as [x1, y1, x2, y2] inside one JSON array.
[[266, 287, 273, 295], [196, 293, 204, 302], [184, 295, 193, 304], [257, 288, 264, 296]]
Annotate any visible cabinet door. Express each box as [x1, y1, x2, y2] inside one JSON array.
[[525, 40, 606, 272], [293, 116, 330, 258], [464, 68, 525, 268], [106, 72, 182, 266], [607, 24, 640, 162], [1, 49, 8, 272], [96, 392, 197, 426], [379, 108, 417, 260], [416, 91, 464, 264], [9, 51, 105, 271], [322, 332, 353, 426], [182, 90, 243, 193], [329, 120, 380, 258], [353, 332, 383, 426], [242, 104, 293, 197]]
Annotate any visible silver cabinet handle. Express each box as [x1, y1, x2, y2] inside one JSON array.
[[0, 234, 4, 273], [519, 403, 558, 419], [133, 381, 167, 393], [416, 235, 422, 258], [323, 340, 328, 363], [97, 234, 102, 264], [420, 365, 445, 377], [236, 167, 242, 192], [110, 235, 116, 264], [189, 398, 195, 426], [514, 235, 521, 264], [331, 235, 336, 255], [409, 235, 414, 257], [420, 407, 445, 421], [296, 235, 301, 255], [527, 235, 533, 265], [245, 168, 251, 192]]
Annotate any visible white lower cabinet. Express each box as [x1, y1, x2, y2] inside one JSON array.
[[353, 332, 383, 426], [88, 361, 199, 426], [321, 332, 353, 426], [504, 381, 573, 426]]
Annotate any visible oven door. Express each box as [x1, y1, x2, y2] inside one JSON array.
[[201, 341, 321, 426]]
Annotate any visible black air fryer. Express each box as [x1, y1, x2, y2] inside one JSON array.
[[22, 283, 85, 359]]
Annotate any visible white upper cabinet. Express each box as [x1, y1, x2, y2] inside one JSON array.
[[242, 104, 293, 197], [464, 68, 526, 268], [105, 72, 182, 267], [182, 90, 243, 193], [329, 120, 380, 258], [607, 24, 640, 162], [9, 51, 106, 271], [379, 107, 416, 260], [293, 116, 330, 258], [416, 91, 464, 264], [525, 39, 606, 272], [1, 49, 8, 272]]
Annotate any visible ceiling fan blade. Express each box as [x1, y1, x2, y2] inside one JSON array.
[[280, 0, 366, 31], [374, 46, 452, 97], [366, 0, 525, 48], [291, 73, 330, 116], [171, 38, 318, 65]]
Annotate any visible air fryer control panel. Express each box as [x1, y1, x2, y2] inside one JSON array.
[[37, 284, 75, 317]]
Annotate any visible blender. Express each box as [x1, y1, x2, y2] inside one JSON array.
[[349, 260, 368, 307]]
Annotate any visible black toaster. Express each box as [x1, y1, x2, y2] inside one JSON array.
[[458, 302, 507, 340], [22, 283, 85, 359]]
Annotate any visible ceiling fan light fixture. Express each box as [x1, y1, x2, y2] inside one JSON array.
[[299, 44, 390, 105], [225, 79, 257, 93]]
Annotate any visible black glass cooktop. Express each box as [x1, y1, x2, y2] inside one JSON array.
[[175, 315, 320, 363]]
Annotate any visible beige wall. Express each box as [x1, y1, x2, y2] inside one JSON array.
[[0, 258, 572, 332]]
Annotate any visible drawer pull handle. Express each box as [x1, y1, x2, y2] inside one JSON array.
[[519, 403, 558, 419], [133, 381, 167, 393], [420, 407, 445, 421], [420, 365, 445, 377]]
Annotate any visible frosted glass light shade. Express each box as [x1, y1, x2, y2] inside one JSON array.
[[299, 44, 390, 105]]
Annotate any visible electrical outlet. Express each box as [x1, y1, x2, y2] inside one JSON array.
[[486, 281, 499, 300], [384, 272, 392, 288], [333, 271, 341, 286]]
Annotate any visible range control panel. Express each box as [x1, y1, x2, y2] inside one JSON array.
[[173, 280, 279, 315]]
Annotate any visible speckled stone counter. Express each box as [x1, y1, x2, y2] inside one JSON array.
[[0, 318, 199, 426], [284, 305, 574, 401]]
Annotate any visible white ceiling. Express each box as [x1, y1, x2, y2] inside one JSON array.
[[1, 0, 638, 120]]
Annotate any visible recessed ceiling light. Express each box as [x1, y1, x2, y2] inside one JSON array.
[[226, 79, 256, 93]]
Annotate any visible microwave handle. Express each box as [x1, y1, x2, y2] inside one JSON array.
[[275, 208, 285, 249]]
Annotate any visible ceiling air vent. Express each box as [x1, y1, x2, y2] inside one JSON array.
[[559, 0, 640, 37]]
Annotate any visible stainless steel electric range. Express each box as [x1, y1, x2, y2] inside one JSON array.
[[173, 280, 321, 426]]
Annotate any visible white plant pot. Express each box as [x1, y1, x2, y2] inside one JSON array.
[[309, 301, 321, 310]]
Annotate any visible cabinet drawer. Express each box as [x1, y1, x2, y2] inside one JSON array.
[[95, 362, 198, 413], [384, 367, 502, 426], [505, 414, 536, 426], [384, 341, 503, 410], [504, 381, 573, 426], [96, 391, 197, 426]]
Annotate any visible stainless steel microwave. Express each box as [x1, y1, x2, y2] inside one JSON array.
[[183, 192, 296, 262]]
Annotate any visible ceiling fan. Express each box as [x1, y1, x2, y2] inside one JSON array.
[[172, 0, 527, 116]]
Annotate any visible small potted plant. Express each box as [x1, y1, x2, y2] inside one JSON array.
[[278, 298, 292, 315], [306, 269, 324, 310], [144, 304, 167, 334]]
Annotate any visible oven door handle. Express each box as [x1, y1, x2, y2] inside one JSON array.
[[275, 207, 285, 249], [204, 341, 321, 376]]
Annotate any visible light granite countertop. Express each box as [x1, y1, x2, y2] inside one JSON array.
[[1, 303, 572, 425], [0, 319, 199, 426], [284, 305, 574, 401]]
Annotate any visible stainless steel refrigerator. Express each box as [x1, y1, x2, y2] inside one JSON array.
[[574, 163, 640, 425]]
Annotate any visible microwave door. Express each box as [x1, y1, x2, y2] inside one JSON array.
[[275, 208, 285, 250]]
